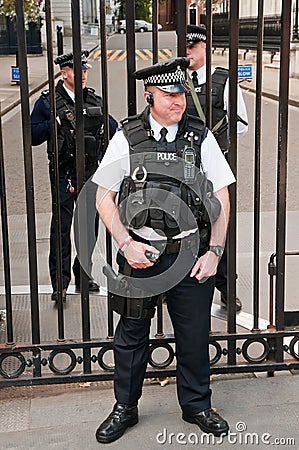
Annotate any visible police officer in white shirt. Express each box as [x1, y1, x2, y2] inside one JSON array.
[[93, 57, 235, 444], [186, 24, 248, 311]]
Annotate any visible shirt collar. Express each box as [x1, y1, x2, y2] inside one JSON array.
[[188, 65, 216, 84], [149, 115, 178, 142], [63, 84, 75, 102]]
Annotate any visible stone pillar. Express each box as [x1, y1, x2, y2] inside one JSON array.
[[290, 42, 299, 78]]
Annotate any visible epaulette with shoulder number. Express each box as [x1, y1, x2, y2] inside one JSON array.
[[120, 112, 143, 128], [41, 89, 50, 97], [187, 113, 205, 131], [214, 66, 229, 74], [121, 113, 151, 150], [213, 67, 229, 84]]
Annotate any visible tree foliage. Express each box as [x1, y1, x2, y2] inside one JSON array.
[[116, 0, 152, 21], [115, 0, 224, 21], [0, 0, 42, 23]]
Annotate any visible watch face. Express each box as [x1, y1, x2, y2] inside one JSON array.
[[210, 246, 223, 257]]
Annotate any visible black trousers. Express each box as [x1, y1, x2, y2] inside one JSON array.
[[113, 251, 215, 415], [49, 165, 98, 290]]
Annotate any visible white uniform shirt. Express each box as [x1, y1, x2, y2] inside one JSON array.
[[188, 65, 248, 137], [63, 84, 75, 102], [92, 113, 236, 240]]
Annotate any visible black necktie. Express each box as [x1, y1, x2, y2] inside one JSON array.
[[159, 127, 168, 143], [191, 71, 198, 87]]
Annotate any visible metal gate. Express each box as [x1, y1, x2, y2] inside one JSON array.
[[0, 0, 298, 387]]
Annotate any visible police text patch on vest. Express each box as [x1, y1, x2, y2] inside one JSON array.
[[156, 152, 178, 162]]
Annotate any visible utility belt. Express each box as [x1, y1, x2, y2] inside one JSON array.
[[129, 231, 200, 257], [104, 232, 206, 320]]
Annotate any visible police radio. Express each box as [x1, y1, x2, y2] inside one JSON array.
[[183, 146, 196, 183], [65, 109, 76, 130]]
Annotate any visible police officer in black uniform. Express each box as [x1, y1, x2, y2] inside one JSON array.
[[92, 57, 235, 443], [186, 25, 248, 311], [31, 50, 118, 301]]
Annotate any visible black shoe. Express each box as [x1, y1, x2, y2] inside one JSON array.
[[51, 288, 67, 303], [75, 279, 100, 292], [221, 293, 242, 312], [95, 402, 138, 444], [182, 408, 229, 437], [88, 280, 100, 291]]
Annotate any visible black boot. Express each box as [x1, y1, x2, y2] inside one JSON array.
[[183, 408, 229, 437], [51, 288, 67, 303], [221, 293, 242, 312], [95, 402, 138, 444], [75, 278, 100, 292]]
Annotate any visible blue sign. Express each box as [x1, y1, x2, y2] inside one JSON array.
[[11, 66, 20, 82], [238, 65, 253, 80]]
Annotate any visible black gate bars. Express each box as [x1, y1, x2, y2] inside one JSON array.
[[0, 0, 298, 387]]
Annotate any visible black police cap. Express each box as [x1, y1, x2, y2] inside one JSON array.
[[186, 24, 207, 45], [134, 57, 190, 93], [54, 50, 92, 69]]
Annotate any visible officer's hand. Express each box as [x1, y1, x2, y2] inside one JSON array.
[[190, 251, 218, 282], [124, 240, 159, 269]]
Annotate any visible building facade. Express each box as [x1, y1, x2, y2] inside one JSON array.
[[240, 0, 282, 17]]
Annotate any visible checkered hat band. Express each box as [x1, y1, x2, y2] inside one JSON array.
[[61, 58, 73, 66], [187, 32, 206, 42], [144, 70, 186, 86]]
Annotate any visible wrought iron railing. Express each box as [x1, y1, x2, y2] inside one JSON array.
[[0, 0, 298, 387]]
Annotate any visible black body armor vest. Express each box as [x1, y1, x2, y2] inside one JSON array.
[[118, 108, 221, 241], [43, 79, 104, 167], [186, 67, 229, 151]]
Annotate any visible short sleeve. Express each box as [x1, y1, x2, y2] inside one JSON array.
[[200, 130, 236, 192], [92, 130, 130, 192]]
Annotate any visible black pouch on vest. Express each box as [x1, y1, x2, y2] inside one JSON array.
[[192, 173, 221, 224], [84, 134, 98, 159], [59, 133, 75, 163], [146, 181, 181, 230], [118, 177, 149, 228], [163, 185, 181, 229], [84, 106, 103, 160], [56, 133, 66, 157], [85, 106, 102, 117], [121, 193, 150, 229]]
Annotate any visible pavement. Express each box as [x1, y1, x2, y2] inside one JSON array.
[[0, 33, 299, 449]]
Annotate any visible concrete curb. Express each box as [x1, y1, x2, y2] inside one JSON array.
[[241, 83, 299, 108]]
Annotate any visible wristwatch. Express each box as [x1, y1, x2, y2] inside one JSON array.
[[208, 245, 224, 258]]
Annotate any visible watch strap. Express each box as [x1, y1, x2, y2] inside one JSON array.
[[208, 245, 224, 258]]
